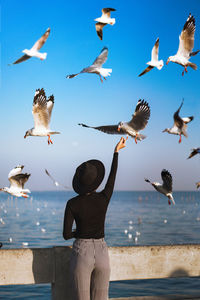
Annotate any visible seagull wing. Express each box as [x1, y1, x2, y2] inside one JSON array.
[[11, 54, 31, 65], [8, 165, 24, 179], [173, 100, 184, 129], [9, 173, 30, 189], [151, 38, 159, 61], [95, 22, 106, 40], [188, 148, 200, 159], [45, 169, 69, 189], [128, 100, 150, 131], [47, 95, 54, 121], [161, 169, 172, 193], [78, 123, 126, 135], [91, 47, 108, 67], [32, 88, 49, 130], [31, 28, 50, 51], [102, 8, 116, 18], [177, 14, 195, 58], [138, 66, 154, 77]]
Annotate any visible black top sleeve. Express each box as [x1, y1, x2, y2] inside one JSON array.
[[101, 152, 118, 200], [63, 201, 76, 240]]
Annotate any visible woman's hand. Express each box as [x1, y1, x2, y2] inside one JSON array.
[[114, 136, 127, 153]]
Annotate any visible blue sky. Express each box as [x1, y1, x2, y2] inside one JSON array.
[[0, 0, 200, 191]]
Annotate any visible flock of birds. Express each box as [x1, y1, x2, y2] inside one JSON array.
[[1, 9, 200, 206]]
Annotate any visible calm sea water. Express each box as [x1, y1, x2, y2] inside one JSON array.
[[0, 191, 200, 299]]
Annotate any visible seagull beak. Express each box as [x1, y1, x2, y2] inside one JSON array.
[[117, 126, 120, 132], [166, 59, 169, 65], [24, 135, 27, 139]]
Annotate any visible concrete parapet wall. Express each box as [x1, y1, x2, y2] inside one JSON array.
[[0, 244, 200, 299]]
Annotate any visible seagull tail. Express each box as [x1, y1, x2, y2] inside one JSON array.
[[137, 134, 146, 141], [190, 50, 200, 57], [188, 62, 197, 70]]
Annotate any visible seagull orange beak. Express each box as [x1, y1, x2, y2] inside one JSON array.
[[24, 135, 26, 139], [117, 126, 120, 132], [166, 59, 169, 65]]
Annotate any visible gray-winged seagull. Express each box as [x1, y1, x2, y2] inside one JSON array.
[[145, 169, 175, 205], [79, 99, 150, 143], [187, 148, 200, 159], [24, 88, 60, 144], [45, 169, 69, 189], [166, 14, 199, 76], [66, 47, 112, 83], [0, 165, 31, 198], [162, 100, 194, 143]]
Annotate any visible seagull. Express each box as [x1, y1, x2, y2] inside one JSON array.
[[145, 169, 175, 205], [162, 100, 194, 143], [196, 182, 200, 189], [0, 165, 31, 198], [187, 148, 200, 159], [138, 38, 164, 77], [166, 14, 199, 76], [10, 28, 50, 65], [45, 169, 69, 189], [66, 47, 112, 83], [24, 88, 60, 144], [78, 99, 150, 143], [94, 8, 116, 40]]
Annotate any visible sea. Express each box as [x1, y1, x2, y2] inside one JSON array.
[[0, 191, 200, 299]]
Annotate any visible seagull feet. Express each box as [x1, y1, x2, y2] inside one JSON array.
[[99, 75, 103, 83], [103, 77, 107, 81], [22, 194, 28, 199], [182, 67, 188, 76], [178, 134, 182, 144], [134, 134, 138, 144], [47, 135, 53, 145], [168, 199, 171, 205]]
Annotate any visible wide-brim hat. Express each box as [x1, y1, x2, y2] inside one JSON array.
[[72, 159, 105, 195]]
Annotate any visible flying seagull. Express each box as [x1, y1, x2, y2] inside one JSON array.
[[187, 148, 200, 159], [162, 100, 194, 143], [9, 28, 50, 65], [66, 47, 112, 83], [0, 165, 31, 198], [138, 38, 164, 77], [145, 169, 175, 205], [78, 99, 150, 143], [166, 14, 199, 76], [196, 182, 200, 189], [24, 88, 60, 145], [94, 8, 116, 40], [45, 169, 69, 189]]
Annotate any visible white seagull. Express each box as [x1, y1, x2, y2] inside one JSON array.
[[162, 100, 194, 143], [166, 14, 199, 76], [78, 99, 150, 144], [94, 8, 116, 40], [0, 165, 31, 198], [187, 148, 200, 159], [10, 28, 50, 65], [24, 88, 60, 145], [45, 169, 69, 189], [66, 47, 112, 83], [139, 38, 164, 77], [145, 169, 175, 205]]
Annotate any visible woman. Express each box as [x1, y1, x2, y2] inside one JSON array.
[[63, 137, 126, 300]]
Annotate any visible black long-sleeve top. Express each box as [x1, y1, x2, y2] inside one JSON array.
[[63, 152, 118, 240]]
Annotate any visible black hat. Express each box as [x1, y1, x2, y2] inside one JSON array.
[[72, 159, 105, 195]]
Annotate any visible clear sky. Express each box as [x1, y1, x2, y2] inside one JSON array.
[[0, 0, 200, 191]]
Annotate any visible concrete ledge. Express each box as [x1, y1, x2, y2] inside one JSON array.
[[0, 244, 200, 299]]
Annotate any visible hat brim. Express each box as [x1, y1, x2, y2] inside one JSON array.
[[73, 160, 105, 195]]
